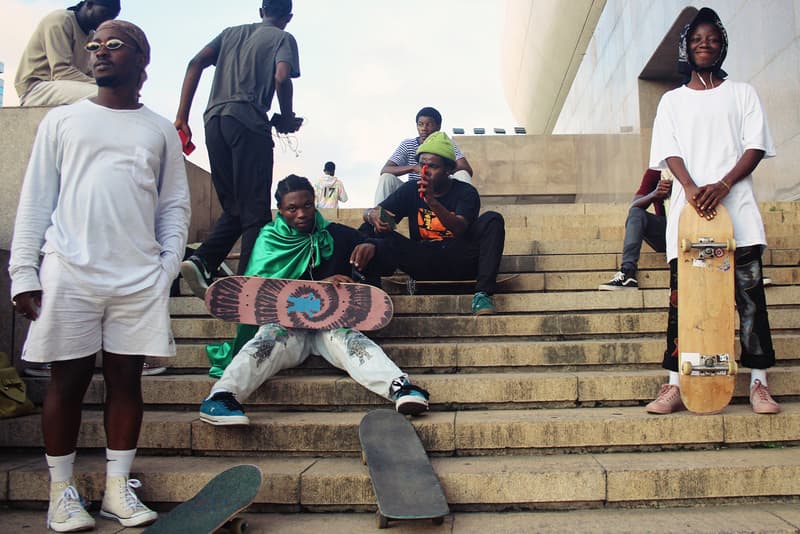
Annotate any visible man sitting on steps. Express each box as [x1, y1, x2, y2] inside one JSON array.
[[199, 175, 430, 426], [361, 131, 505, 316], [599, 169, 670, 290]]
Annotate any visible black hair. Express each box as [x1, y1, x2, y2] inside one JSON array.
[[416, 107, 442, 127], [67, 1, 84, 11], [275, 174, 315, 207], [262, 0, 292, 18], [323, 161, 335, 173]]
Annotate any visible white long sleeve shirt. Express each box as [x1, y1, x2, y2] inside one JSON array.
[[10, 99, 191, 297]]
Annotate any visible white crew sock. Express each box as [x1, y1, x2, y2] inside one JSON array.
[[46, 451, 76, 484], [750, 369, 767, 388], [668, 371, 680, 387], [106, 448, 136, 478]]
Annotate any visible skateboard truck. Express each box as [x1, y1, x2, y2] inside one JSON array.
[[680, 236, 736, 257], [680, 352, 738, 376]]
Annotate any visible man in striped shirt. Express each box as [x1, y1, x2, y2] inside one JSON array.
[[375, 106, 473, 204]]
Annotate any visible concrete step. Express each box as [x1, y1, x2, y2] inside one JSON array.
[[165, 333, 800, 372], [22, 366, 800, 411], [4, 506, 800, 534], [3, 447, 800, 510], [3, 404, 799, 455], [170, 307, 800, 341]]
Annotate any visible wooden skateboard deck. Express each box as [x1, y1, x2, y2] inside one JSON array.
[[205, 276, 393, 331], [359, 409, 449, 529], [677, 204, 737, 414], [143, 464, 262, 534], [382, 273, 519, 295]]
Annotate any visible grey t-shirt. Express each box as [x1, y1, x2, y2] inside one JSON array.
[[203, 21, 300, 134]]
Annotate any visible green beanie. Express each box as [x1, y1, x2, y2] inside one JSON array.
[[416, 131, 456, 163]]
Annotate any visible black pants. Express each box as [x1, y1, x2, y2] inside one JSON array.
[[363, 211, 505, 294], [196, 116, 274, 275], [662, 245, 775, 371]]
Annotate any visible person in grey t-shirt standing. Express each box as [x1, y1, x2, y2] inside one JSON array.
[[174, 0, 302, 298]]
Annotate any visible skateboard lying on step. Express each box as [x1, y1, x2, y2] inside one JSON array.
[[382, 273, 519, 295], [359, 409, 449, 528], [143, 464, 262, 534], [205, 276, 393, 331], [677, 204, 738, 414]]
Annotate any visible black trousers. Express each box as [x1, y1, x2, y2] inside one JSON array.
[[363, 211, 505, 294], [662, 245, 775, 371], [196, 116, 274, 275]]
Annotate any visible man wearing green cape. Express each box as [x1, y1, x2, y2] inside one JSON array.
[[200, 175, 430, 425]]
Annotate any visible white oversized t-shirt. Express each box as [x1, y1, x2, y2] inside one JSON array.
[[649, 81, 775, 262], [10, 99, 191, 297]]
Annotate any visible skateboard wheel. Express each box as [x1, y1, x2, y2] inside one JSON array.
[[728, 238, 736, 251], [681, 361, 693, 376], [728, 360, 738, 375], [377, 511, 389, 529], [680, 239, 691, 252], [432, 516, 445, 526]]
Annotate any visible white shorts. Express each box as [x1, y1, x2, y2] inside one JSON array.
[[22, 254, 175, 363]]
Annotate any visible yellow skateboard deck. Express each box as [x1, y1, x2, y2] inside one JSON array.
[[677, 204, 737, 414]]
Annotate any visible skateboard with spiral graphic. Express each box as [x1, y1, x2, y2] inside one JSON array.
[[205, 276, 393, 331]]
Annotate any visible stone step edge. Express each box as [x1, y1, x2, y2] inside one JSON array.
[[3, 404, 799, 454], [3, 447, 800, 507]]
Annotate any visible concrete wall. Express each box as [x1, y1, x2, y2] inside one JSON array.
[[504, 0, 800, 201], [456, 132, 648, 204]]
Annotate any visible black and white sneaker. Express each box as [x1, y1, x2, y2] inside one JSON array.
[[599, 271, 638, 290], [180, 255, 213, 299]]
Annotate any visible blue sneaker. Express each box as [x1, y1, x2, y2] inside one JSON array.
[[199, 392, 250, 426], [391, 379, 430, 415], [471, 291, 495, 316]]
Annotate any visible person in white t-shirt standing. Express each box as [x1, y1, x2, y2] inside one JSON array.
[[646, 7, 779, 416], [9, 21, 190, 532], [315, 161, 348, 208]]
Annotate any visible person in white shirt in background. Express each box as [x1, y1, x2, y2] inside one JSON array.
[[315, 161, 348, 208], [9, 20, 190, 532]]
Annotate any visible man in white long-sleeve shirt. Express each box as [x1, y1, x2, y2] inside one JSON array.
[[9, 20, 190, 532]]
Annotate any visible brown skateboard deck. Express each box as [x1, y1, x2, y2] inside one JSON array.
[[359, 409, 449, 528], [143, 464, 261, 534], [382, 273, 519, 295], [205, 276, 393, 331], [677, 204, 738, 414]]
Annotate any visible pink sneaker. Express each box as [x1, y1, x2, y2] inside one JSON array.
[[750, 379, 780, 414], [645, 384, 686, 414]]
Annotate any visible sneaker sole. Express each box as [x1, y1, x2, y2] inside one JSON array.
[[396, 398, 429, 416], [473, 308, 496, 316], [598, 285, 639, 291], [100, 509, 158, 527], [141, 366, 167, 376], [199, 413, 250, 426], [180, 261, 210, 299], [47, 518, 95, 532]]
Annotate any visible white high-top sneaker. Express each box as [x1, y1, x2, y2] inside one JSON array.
[[100, 476, 158, 527], [47, 480, 95, 532]]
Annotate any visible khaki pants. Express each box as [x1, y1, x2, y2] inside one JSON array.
[[20, 80, 96, 107]]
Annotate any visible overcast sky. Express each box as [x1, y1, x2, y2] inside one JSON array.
[[1, 0, 518, 207]]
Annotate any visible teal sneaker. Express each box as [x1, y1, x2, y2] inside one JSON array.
[[199, 392, 250, 425], [471, 291, 495, 316], [390, 379, 430, 415]]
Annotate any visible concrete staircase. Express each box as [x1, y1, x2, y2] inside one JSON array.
[[2, 202, 800, 532]]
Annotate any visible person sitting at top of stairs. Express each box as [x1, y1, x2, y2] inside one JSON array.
[[200, 175, 430, 426], [374, 106, 473, 205]]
